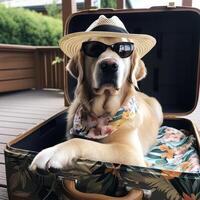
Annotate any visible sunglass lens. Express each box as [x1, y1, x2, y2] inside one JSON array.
[[113, 42, 134, 58], [82, 41, 106, 57]]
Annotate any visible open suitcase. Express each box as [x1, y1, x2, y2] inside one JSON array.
[[5, 6, 200, 200]]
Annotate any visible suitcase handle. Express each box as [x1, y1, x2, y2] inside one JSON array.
[[62, 179, 143, 200]]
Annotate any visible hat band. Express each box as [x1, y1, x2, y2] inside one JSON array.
[[90, 25, 128, 33]]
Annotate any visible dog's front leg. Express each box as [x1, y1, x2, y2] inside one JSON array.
[[30, 138, 145, 171]]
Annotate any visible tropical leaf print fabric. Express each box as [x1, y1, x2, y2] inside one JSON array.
[[5, 115, 200, 200]]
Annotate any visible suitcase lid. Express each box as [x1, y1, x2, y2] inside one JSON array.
[[64, 6, 200, 116]]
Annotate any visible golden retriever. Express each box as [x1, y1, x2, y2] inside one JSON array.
[[30, 37, 163, 171]]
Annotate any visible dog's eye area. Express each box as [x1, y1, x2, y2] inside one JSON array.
[[81, 41, 134, 58]]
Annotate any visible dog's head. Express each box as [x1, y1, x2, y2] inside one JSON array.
[[67, 37, 147, 97]]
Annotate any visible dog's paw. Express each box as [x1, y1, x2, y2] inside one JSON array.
[[29, 145, 75, 172]]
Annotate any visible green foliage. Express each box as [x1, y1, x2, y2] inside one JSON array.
[[0, 4, 62, 46], [52, 56, 63, 65], [45, 0, 61, 19], [101, 0, 117, 8]]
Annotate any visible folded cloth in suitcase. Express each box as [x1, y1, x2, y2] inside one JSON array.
[[145, 126, 200, 173]]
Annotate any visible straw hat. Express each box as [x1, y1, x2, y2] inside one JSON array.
[[59, 15, 156, 58]]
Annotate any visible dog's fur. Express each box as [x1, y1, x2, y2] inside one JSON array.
[[30, 37, 163, 171]]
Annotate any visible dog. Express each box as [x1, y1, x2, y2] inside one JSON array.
[[30, 35, 163, 171]]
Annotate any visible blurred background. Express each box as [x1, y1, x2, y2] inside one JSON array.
[[0, 0, 199, 46]]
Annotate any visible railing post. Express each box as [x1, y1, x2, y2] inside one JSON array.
[[35, 50, 43, 89], [117, 0, 125, 9], [85, 0, 92, 9], [62, 0, 77, 32], [182, 0, 192, 6]]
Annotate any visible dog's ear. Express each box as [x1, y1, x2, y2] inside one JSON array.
[[66, 52, 84, 83], [135, 60, 147, 81], [129, 52, 147, 86]]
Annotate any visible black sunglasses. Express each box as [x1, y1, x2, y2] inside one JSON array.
[[81, 41, 134, 58]]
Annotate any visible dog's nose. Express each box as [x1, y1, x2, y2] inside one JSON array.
[[100, 60, 118, 73]]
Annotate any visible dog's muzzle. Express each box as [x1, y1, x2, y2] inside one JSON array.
[[98, 59, 119, 88]]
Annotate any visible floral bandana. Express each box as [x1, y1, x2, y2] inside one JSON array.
[[70, 97, 138, 139]]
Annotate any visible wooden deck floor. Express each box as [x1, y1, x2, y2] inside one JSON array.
[[0, 89, 65, 200], [0, 89, 199, 200]]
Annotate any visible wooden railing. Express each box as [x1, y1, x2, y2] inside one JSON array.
[[36, 47, 64, 90], [0, 44, 64, 93]]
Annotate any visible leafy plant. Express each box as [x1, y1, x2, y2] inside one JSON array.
[[52, 56, 64, 65], [0, 4, 62, 45], [101, 0, 117, 8], [45, 0, 61, 19]]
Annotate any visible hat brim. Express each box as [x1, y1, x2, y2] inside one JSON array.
[[59, 31, 156, 58]]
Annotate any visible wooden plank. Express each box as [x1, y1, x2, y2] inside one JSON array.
[[0, 105, 58, 112], [0, 113, 45, 121], [35, 51, 44, 89], [0, 135, 16, 144], [0, 44, 35, 51], [57, 51, 64, 90], [0, 97, 64, 107], [0, 116, 41, 124], [0, 121, 35, 130], [0, 187, 8, 200], [0, 103, 59, 109], [182, 0, 192, 6], [53, 51, 58, 89], [117, 0, 125, 9], [0, 128, 24, 136], [46, 52, 53, 88], [50, 52, 54, 88], [85, 0, 92, 8], [0, 52, 35, 70], [0, 144, 5, 154], [0, 79, 36, 93], [44, 54, 48, 88], [0, 108, 53, 116], [0, 89, 64, 101], [0, 69, 35, 81], [40, 53, 46, 89], [0, 164, 6, 186], [0, 154, 5, 164], [0, 100, 64, 108]]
